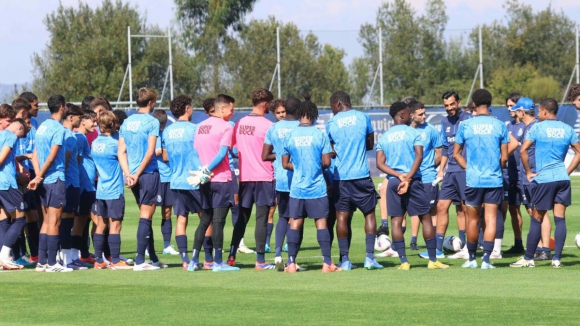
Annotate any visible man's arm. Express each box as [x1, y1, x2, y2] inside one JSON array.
[[507, 134, 520, 156], [132, 135, 156, 179], [407, 145, 424, 180], [262, 144, 276, 162], [500, 143, 508, 169], [282, 155, 293, 171], [366, 132, 374, 151], [567, 142, 580, 174], [0, 146, 11, 166], [519, 140, 536, 182], [434, 147, 442, 167], [117, 137, 135, 187], [453, 143, 467, 170]]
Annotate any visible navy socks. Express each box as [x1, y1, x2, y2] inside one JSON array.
[[135, 219, 151, 265], [317, 229, 332, 265], [554, 216, 566, 260], [425, 237, 436, 262], [161, 218, 172, 248], [365, 234, 374, 260], [393, 239, 407, 263], [524, 217, 541, 260], [93, 233, 105, 264], [436, 233, 445, 252], [175, 235, 189, 263], [108, 234, 121, 264]]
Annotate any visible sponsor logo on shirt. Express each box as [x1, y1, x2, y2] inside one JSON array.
[[337, 116, 357, 128], [421, 132, 427, 140], [277, 128, 293, 138], [198, 125, 212, 135], [294, 136, 313, 147], [93, 143, 106, 153], [517, 128, 523, 137], [546, 128, 565, 139], [239, 125, 255, 136], [446, 127, 450, 132], [473, 124, 493, 135], [387, 131, 406, 142], [168, 128, 185, 139], [126, 121, 141, 131], [36, 126, 47, 135], [447, 136, 455, 143]]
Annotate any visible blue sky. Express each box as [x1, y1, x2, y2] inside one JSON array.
[[1, 0, 579, 85]]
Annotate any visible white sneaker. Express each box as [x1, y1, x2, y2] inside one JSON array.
[[150, 260, 169, 268], [0, 258, 24, 270], [375, 248, 399, 258], [490, 252, 503, 259], [552, 259, 562, 268], [120, 255, 134, 264], [45, 262, 73, 273], [510, 257, 535, 268], [35, 263, 47, 272], [296, 263, 306, 272], [133, 262, 161, 271], [163, 245, 179, 255], [447, 247, 469, 260], [237, 243, 255, 254], [461, 260, 478, 268], [481, 261, 495, 269]]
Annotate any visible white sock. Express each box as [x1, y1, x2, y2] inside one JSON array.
[[62, 249, 72, 266], [240, 238, 245, 247], [70, 248, 80, 261], [492, 238, 503, 254], [0, 245, 12, 260]]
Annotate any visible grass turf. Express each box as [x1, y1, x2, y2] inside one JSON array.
[[2, 178, 580, 325]]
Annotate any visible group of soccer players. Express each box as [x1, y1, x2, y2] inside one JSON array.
[[1, 84, 580, 272]]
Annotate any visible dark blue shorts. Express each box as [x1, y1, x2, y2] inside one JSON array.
[[78, 190, 96, 216], [424, 183, 439, 208], [95, 196, 125, 220], [64, 186, 80, 214], [508, 179, 524, 206], [159, 182, 175, 207], [439, 171, 466, 202], [239, 181, 276, 208], [531, 180, 571, 211], [332, 177, 378, 214], [130, 171, 161, 206], [288, 197, 329, 219], [523, 183, 535, 209], [38, 180, 66, 208], [387, 178, 430, 217], [173, 189, 205, 216], [0, 187, 25, 213], [464, 187, 503, 206], [276, 191, 290, 218], [201, 181, 234, 209], [232, 174, 239, 196], [22, 190, 37, 212]]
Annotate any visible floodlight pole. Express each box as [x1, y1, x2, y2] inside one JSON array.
[[379, 27, 383, 106], [128, 26, 133, 108], [562, 26, 580, 103], [276, 27, 281, 99], [168, 27, 174, 101], [479, 26, 484, 88]]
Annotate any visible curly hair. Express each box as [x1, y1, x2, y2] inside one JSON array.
[[296, 94, 318, 121], [568, 84, 580, 102], [170, 94, 192, 118]]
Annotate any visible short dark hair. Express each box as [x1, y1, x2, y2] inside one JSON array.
[[401, 96, 416, 105], [215, 94, 235, 106], [330, 91, 352, 108], [153, 109, 168, 127], [568, 84, 580, 102], [47, 95, 66, 114], [471, 89, 492, 107], [296, 94, 318, 121], [539, 98, 558, 115], [0, 104, 16, 120], [251, 88, 274, 106], [11, 118, 27, 129], [389, 101, 408, 118], [524, 109, 535, 117], [285, 96, 301, 116], [505, 92, 523, 105], [81, 109, 97, 121], [11, 98, 31, 112], [170, 94, 192, 119], [64, 103, 83, 119], [269, 98, 285, 113], [81, 96, 95, 110], [136, 88, 158, 107], [202, 98, 215, 113], [112, 109, 127, 125], [90, 97, 111, 112], [19, 92, 38, 104], [442, 90, 460, 102], [408, 100, 424, 113]]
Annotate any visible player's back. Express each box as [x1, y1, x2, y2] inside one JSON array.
[[76, 132, 96, 193], [119, 113, 159, 175], [163, 121, 200, 190], [35, 118, 66, 183], [326, 110, 373, 180], [156, 134, 171, 183], [234, 115, 273, 182], [377, 124, 422, 179], [527, 120, 578, 183], [416, 122, 441, 183], [64, 128, 80, 188], [284, 125, 331, 199], [0, 130, 18, 190], [265, 119, 300, 192], [91, 135, 123, 200]]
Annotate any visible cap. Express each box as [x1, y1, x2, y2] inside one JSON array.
[[511, 97, 534, 111]]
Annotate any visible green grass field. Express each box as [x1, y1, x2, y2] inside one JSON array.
[[2, 178, 580, 325]]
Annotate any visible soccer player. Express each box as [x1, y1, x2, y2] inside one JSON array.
[[227, 88, 276, 270], [569, 84, 580, 110], [19, 92, 39, 129], [0, 103, 16, 130], [326, 91, 378, 270], [28, 95, 72, 272], [153, 109, 179, 256], [193, 94, 240, 272], [263, 96, 300, 271], [454, 89, 509, 269], [502, 93, 526, 255], [61, 103, 87, 270], [118, 87, 165, 271], [424, 90, 470, 260], [272, 99, 287, 121], [112, 109, 128, 140], [407, 101, 442, 251], [0, 118, 27, 270], [91, 111, 132, 270], [282, 96, 342, 273], [163, 95, 206, 271], [510, 99, 580, 268]]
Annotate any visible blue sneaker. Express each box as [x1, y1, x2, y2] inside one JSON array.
[[462, 260, 478, 268], [481, 261, 495, 270], [419, 250, 445, 259], [212, 262, 240, 272], [283, 243, 288, 252], [340, 260, 353, 271], [187, 261, 200, 272], [364, 257, 384, 270], [14, 257, 34, 267], [265, 244, 271, 253], [67, 260, 89, 270]]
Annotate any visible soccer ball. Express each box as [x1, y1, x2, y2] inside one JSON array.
[[575, 233, 580, 249], [374, 234, 391, 252], [443, 235, 463, 253]]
